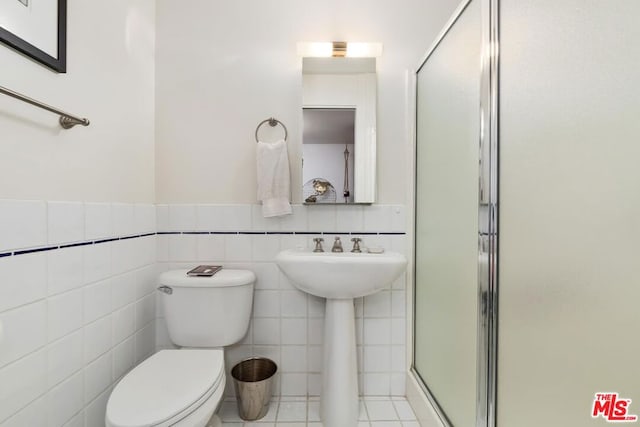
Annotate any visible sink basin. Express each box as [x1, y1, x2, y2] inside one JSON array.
[[276, 248, 407, 299], [276, 247, 407, 427]]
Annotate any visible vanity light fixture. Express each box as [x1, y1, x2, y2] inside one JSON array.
[[297, 42, 383, 58]]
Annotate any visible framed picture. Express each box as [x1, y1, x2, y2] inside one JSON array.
[[0, 0, 67, 73]]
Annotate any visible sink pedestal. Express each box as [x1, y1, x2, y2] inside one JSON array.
[[322, 298, 359, 427], [275, 249, 407, 427]]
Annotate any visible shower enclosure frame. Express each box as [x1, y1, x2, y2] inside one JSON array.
[[409, 0, 499, 426]]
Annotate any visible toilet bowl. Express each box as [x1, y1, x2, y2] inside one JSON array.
[[105, 269, 255, 427]]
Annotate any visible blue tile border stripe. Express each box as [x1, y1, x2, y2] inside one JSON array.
[[1, 230, 405, 259], [2, 233, 156, 259]]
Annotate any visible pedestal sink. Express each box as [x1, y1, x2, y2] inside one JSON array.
[[276, 248, 407, 427]]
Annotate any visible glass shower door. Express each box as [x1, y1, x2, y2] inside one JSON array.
[[413, 0, 482, 425]]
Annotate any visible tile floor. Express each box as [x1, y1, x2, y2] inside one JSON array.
[[218, 396, 419, 427]]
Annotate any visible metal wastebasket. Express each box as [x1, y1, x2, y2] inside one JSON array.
[[231, 357, 278, 421]]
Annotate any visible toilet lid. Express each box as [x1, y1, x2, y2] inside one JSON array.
[[106, 349, 224, 427]]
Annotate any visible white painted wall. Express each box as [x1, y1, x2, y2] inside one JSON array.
[[0, 0, 155, 203], [498, 1, 640, 426], [155, 0, 462, 204]]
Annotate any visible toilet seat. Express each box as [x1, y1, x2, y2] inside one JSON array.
[[106, 349, 225, 427]]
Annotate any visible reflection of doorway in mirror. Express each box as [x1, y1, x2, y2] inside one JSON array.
[[302, 108, 356, 203]]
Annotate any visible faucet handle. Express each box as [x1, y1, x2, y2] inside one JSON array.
[[331, 236, 344, 253], [313, 238, 324, 252], [350, 237, 362, 253]]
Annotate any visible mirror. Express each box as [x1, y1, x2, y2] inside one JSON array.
[[302, 57, 377, 204]]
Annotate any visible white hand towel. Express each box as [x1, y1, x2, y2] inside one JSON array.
[[256, 139, 292, 217]]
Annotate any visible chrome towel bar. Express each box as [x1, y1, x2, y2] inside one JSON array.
[[0, 85, 90, 129]]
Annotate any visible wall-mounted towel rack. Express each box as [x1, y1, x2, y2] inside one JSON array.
[[255, 117, 288, 142], [0, 85, 90, 129]]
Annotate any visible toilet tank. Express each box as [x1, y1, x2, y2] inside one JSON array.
[[158, 269, 255, 347]]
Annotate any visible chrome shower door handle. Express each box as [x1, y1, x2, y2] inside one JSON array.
[[158, 285, 173, 295]]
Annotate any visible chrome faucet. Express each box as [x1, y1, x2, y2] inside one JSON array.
[[313, 238, 324, 252], [350, 237, 362, 253], [331, 236, 344, 252]]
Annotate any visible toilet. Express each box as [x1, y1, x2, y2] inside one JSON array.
[[105, 269, 255, 427]]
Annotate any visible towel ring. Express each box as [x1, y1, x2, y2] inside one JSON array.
[[255, 117, 288, 143]]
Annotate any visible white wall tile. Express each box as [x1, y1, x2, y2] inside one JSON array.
[[155, 235, 169, 264], [84, 316, 112, 364], [168, 234, 197, 261], [308, 294, 325, 318], [364, 373, 391, 396], [135, 204, 156, 234], [62, 412, 83, 427], [391, 291, 406, 318], [113, 336, 135, 380], [85, 203, 112, 240], [196, 234, 225, 262], [0, 301, 46, 368], [0, 200, 47, 252], [390, 205, 406, 233], [308, 318, 324, 345], [84, 279, 112, 325], [282, 318, 307, 345], [280, 373, 307, 396], [134, 322, 155, 363], [47, 202, 84, 244], [391, 319, 405, 346], [84, 387, 111, 427], [252, 263, 280, 290], [253, 318, 280, 345], [84, 352, 112, 405], [0, 395, 46, 427], [281, 346, 307, 372], [363, 205, 392, 232], [156, 204, 169, 231], [47, 330, 83, 389], [47, 289, 83, 342], [195, 205, 219, 231], [47, 247, 83, 296], [0, 350, 46, 423], [220, 205, 252, 231], [364, 318, 391, 346], [280, 205, 308, 232], [111, 239, 137, 274], [83, 243, 111, 285], [336, 205, 364, 232], [112, 304, 136, 344], [364, 291, 392, 318], [112, 203, 136, 236], [168, 205, 196, 231], [135, 264, 157, 299], [251, 205, 282, 231], [111, 272, 137, 310], [253, 290, 280, 318], [364, 346, 391, 373], [307, 205, 336, 231], [390, 374, 405, 396], [224, 234, 252, 262], [135, 294, 155, 328], [46, 371, 83, 427], [251, 235, 280, 262], [391, 346, 406, 373], [281, 290, 307, 318], [0, 252, 47, 313]]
